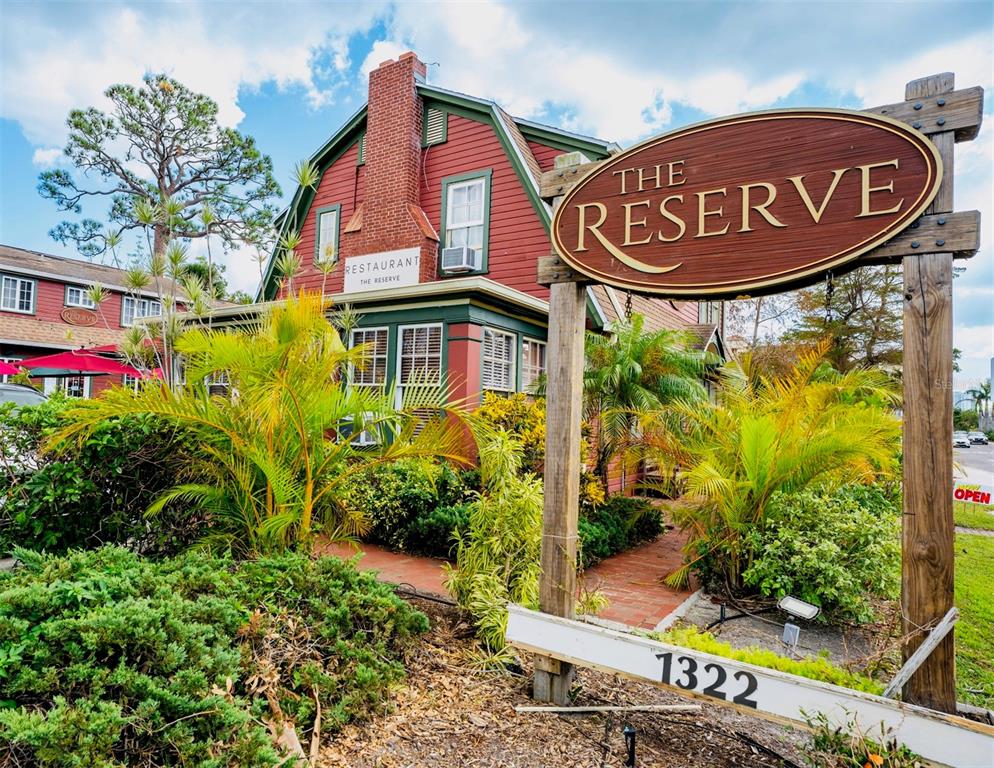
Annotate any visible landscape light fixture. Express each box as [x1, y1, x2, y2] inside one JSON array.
[[777, 596, 820, 621]]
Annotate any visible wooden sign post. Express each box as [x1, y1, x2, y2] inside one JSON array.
[[534, 73, 983, 714]]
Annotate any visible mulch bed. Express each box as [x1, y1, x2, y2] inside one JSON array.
[[320, 598, 810, 767]]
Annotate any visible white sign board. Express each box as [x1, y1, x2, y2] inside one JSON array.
[[954, 484, 994, 506], [506, 605, 994, 768], [344, 248, 421, 293]]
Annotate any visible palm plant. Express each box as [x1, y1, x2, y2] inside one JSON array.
[[641, 342, 901, 589], [583, 313, 710, 490], [966, 379, 991, 422], [50, 292, 466, 555]]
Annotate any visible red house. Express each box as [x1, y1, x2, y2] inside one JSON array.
[[0, 244, 181, 397], [229, 51, 724, 420]]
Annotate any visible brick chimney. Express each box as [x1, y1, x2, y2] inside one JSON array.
[[354, 51, 438, 281]]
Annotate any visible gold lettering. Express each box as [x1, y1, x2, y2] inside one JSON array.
[[857, 159, 903, 217], [668, 160, 686, 187], [637, 165, 662, 192], [695, 188, 729, 238], [738, 182, 786, 232], [612, 168, 634, 195], [657, 195, 686, 242], [574, 202, 680, 274], [575, 202, 608, 251], [788, 168, 848, 223], [623, 200, 653, 245]]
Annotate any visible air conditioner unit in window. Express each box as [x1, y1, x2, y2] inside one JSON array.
[[441, 246, 478, 273]]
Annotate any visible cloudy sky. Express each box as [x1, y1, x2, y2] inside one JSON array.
[[0, 0, 991, 384]]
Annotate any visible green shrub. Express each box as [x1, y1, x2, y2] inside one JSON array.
[[0, 398, 199, 557], [404, 503, 472, 558], [803, 712, 923, 767], [653, 626, 882, 694], [341, 459, 471, 551], [0, 546, 427, 766], [742, 484, 900, 623], [578, 496, 663, 569]]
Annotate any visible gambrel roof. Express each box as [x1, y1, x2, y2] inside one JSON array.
[[258, 83, 618, 301]]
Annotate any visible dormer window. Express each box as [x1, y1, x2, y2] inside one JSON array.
[[440, 169, 492, 274]]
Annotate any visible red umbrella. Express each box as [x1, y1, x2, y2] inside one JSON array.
[[0, 361, 20, 376], [20, 350, 146, 377]]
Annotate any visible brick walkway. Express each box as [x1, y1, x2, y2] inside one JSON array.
[[316, 528, 693, 631]]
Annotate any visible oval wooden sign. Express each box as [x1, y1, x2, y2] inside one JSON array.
[[60, 307, 98, 326], [551, 109, 942, 298]]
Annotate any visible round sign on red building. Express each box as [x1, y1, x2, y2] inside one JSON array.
[[551, 109, 943, 298]]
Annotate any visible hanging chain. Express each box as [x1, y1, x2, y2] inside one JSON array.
[[624, 290, 633, 320], [824, 270, 835, 324]]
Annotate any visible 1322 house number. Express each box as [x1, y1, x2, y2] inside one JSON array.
[[655, 652, 759, 708]]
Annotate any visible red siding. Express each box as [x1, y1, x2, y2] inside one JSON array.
[[289, 141, 365, 296], [0, 276, 153, 331], [528, 140, 566, 172], [422, 114, 550, 300]]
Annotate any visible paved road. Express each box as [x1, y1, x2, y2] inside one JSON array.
[[955, 442, 994, 482]]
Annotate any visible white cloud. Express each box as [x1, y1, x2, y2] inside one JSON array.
[[0, 2, 385, 147], [367, 1, 806, 144], [31, 147, 63, 167], [849, 34, 994, 109]]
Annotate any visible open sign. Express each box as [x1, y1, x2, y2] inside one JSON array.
[[953, 484, 994, 505]]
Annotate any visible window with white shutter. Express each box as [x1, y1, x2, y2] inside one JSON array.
[[521, 338, 546, 393], [350, 328, 388, 390], [121, 296, 162, 327], [482, 328, 515, 393], [396, 324, 443, 412]]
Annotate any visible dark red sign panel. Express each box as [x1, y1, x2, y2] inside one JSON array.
[[551, 109, 942, 298]]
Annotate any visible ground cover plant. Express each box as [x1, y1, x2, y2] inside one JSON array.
[[954, 533, 994, 709], [49, 293, 464, 555], [0, 397, 198, 556], [654, 626, 882, 694], [0, 546, 428, 766]]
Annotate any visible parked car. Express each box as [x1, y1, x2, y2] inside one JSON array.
[[953, 432, 971, 448], [968, 431, 989, 445], [0, 383, 47, 408]]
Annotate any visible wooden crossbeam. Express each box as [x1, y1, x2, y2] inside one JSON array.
[[538, 86, 984, 202]]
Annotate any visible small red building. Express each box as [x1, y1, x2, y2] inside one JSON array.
[[0, 244, 179, 397], [238, 52, 724, 416]]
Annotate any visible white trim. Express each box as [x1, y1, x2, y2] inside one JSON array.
[[491, 106, 552, 218], [1, 274, 36, 314], [64, 284, 97, 309], [121, 295, 163, 327], [586, 286, 608, 329], [188, 276, 550, 323], [521, 336, 547, 392]]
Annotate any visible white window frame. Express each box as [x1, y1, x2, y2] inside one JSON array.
[[395, 323, 443, 409], [444, 177, 487, 252], [0, 357, 21, 384], [482, 327, 516, 394], [349, 327, 389, 391], [122, 373, 141, 392], [65, 285, 96, 309], [348, 327, 389, 446], [121, 296, 163, 327], [1, 275, 36, 314], [521, 337, 547, 393], [45, 375, 90, 399], [316, 207, 340, 265]]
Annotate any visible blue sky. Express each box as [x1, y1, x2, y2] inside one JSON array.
[[1, 0, 991, 384]]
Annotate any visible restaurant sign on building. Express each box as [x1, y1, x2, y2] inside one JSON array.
[[343, 248, 421, 292]]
